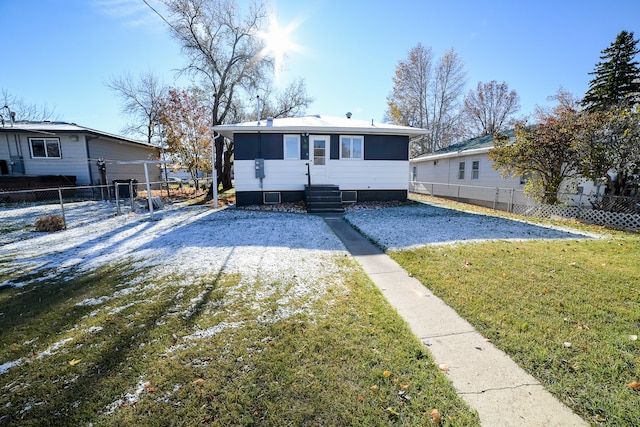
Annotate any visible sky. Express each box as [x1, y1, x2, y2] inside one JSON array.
[[1, 0, 640, 138]]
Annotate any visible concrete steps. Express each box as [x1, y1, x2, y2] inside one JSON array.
[[305, 184, 344, 213]]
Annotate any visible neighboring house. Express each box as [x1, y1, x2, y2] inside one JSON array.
[[0, 121, 162, 190], [411, 131, 521, 189], [213, 115, 427, 209], [410, 130, 599, 208]]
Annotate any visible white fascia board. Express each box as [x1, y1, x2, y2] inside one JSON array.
[[410, 146, 493, 163], [213, 116, 427, 139]]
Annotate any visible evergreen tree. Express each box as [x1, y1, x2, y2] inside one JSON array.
[[582, 30, 640, 112]]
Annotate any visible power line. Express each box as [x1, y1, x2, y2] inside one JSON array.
[[141, 0, 178, 33]]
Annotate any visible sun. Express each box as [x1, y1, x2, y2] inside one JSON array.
[[257, 13, 301, 81]]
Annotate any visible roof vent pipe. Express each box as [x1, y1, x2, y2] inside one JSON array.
[[256, 95, 261, 125], [346, 112, 352, 119], [267, 117, 273, 126]]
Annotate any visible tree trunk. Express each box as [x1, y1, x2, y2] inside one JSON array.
[[215, 137, 224, 188], [221, 150, 233, 190]]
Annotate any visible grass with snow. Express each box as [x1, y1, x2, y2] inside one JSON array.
[[0, 207, 478, 426]]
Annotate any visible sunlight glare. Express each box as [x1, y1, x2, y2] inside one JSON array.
[[258, 13, 302, 82]]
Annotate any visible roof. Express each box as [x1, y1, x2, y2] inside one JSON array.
[[0, 121, 157, 149], [213, 115, 428, 139], [411, 129, 515, 162]]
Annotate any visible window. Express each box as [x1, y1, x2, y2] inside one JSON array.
[[472, 161, 479, 180], [340, 136, 363, 159], [458, 162, 465, 179], [412, 166, 417, 181], [283, 135, 300, 160], [30, 138, 61, 158]]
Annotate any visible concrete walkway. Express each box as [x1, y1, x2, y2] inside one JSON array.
[[322, 214, 588, 427]]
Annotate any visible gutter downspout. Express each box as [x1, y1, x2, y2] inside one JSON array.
[[212, 131, 219, 207]]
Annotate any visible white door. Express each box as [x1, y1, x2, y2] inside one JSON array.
[[309, 135, 329, 184]]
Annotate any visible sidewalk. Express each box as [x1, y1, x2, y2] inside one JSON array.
[[322, 214, 588, 426]]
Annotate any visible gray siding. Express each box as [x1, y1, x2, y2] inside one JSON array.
[[87, 138, 161, 185], [20, 135, 91, 183]]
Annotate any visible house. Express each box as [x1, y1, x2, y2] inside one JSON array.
[[0, 121, 162, 193], [410, 130, 521, 189], [213, 115, 427, 211], [410, 130, 599, 209]]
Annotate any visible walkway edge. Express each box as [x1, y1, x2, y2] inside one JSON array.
[[322, 215, 588, 427]]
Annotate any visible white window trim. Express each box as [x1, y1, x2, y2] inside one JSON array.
[[283, 134, 300, 160], [339, 135, 363, 160], [458, 161, 465, 180], [29, 138, 61, 159], [471, 160, 479, 180]]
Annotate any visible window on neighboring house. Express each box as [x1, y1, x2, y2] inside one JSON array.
[[29, 138, 61, 158], [458, 161, 465, 179], [412, 166, 417, 181], [283, 135, 300, 160], [472, 160, 479, 180], [340, 136, 363, 159]]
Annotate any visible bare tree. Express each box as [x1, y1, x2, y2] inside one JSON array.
[[386, 43, 432, 131], [255, 78, 314, 119], [386, 44, 466, 156], [430, 48, 467, 150], [157, 0, 272, 190], [463, 80, 520, 137], [106, 72, 167, 145], [1, 89, 58, 123]]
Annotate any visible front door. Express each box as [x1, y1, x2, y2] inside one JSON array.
[[309, 135, 329, 184]]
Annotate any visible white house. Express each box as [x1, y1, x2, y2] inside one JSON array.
[[213, 115, 427, 211], [0, 121, 162, 190], [410, 131, 600, 209]]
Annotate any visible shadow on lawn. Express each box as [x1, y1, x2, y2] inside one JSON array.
[[0, 252, 235, 425]]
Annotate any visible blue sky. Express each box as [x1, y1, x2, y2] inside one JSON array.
[[1, 0, 639, 137]]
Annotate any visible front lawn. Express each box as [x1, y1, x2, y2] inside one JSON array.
[[0, 208, 478, 426]]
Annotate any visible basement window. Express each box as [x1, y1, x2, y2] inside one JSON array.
[[29, 138, 61, 158]]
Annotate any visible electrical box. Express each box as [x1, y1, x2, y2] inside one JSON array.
[[255, 158, 265, 179]]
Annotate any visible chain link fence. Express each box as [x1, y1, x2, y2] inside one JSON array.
[[410, 181, 640, 231], [0, 178, 215, 245]]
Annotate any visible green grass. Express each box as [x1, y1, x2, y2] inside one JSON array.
[[0, 255, 478, 426], [390, 205, 640, 426]]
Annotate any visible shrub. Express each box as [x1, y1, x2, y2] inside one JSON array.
[[35, 214, 65, 232]]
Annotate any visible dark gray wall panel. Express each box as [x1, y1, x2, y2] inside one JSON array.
[[234, 133, 284, 160], [364, 135, 408, 160]]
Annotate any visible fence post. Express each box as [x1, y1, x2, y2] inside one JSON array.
[[58, 188, 67, 230], [115, 183, 122, 215], [143, 163, 155, 220], [129, 180, 135, 213], [457, 185, 460, 201], [431, 183, 434, 197], [509, 188, 515, 213], [493, 187, 499, 210]]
